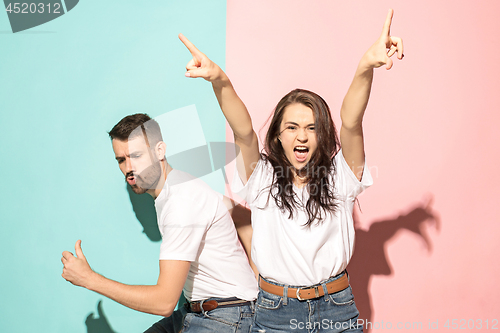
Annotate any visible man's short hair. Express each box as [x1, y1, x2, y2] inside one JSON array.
[[108, 113, 163, 147]]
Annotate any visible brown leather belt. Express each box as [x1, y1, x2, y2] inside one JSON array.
[[190, 297, 252, 313], [259, 273, 349, 301]]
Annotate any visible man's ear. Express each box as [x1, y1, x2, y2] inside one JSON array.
[[155, 141, 167, 160]]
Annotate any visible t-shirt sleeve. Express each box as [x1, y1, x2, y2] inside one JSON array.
[[334, 149, 373, 199], [230, 158, 267, 206], [158, 195, 210, 262]]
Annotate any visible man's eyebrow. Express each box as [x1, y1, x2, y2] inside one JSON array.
[[114, 149, 144, 161], [115, 152, 130, 160]]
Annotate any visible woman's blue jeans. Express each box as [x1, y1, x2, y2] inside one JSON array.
[[251, 272, 363, 333]]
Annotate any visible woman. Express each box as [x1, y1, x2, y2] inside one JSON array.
[[180, 9, 403, 332]]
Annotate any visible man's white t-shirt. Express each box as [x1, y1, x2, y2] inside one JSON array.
[[232, 150, 373, 286], [155, 169, 258, 302]]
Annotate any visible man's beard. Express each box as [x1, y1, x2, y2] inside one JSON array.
[[127, 161, 162, 194]]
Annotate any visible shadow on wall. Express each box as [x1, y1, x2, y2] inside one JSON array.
[[86, 300, 117, 333], [348, 197, 440, 333], [126, 184, 161, 242]]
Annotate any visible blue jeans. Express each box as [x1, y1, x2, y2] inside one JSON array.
[[251, 273, 363, 333], [144, 299, 255, 333], [143, 304, 188, 333]]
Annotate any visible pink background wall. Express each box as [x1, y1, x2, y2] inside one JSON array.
[[226, 0, 500, 330]]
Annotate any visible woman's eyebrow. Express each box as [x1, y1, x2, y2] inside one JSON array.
[[283, 121, 315, 126]]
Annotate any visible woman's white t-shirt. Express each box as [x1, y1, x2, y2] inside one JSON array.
[[232, 150, 373, 286]]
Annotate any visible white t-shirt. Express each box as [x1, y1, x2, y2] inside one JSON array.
[[155, 169, 258, 302], [232, 150, 373, 286]]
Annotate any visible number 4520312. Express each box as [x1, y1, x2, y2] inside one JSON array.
[[444, 319, 498, 330], [5, 3, 62, 14]]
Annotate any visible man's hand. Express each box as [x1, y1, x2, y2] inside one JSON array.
[[361, 9, 404, 70], [60, 240, 188, 316], [61, 240, 96, 288], [179, 33, 224, 82]]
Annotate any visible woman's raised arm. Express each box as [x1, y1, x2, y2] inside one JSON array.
[[179, 34, 260, 183], [340, 9, 403, 180]]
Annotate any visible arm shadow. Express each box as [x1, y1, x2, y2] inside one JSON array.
[[85, 300, 117, 333], [348, 196, 440, 331]]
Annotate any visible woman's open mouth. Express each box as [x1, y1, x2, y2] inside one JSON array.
[[294, 146, 309, 163]]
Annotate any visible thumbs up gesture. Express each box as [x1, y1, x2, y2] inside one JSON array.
[[61, 240, 96, 288]]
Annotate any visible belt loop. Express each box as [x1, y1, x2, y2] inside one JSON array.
[[283, 285, 288, 306], [321, 282, 329, 302], [199, 299, 208, 317]]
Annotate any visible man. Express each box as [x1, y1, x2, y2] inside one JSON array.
[[61, 113, 258, 333]]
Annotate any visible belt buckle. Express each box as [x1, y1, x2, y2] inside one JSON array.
[[296, 286, 320, 301], [296, 286, 306, 301]]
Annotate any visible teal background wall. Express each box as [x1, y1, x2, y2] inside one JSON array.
[[0, 1, 227, 332]]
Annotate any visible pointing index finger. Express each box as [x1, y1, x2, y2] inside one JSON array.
[[381, 8, 394, 36], [178, 33, 203, 57]]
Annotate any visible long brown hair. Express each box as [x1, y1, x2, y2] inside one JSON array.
[[262, 89, 340, 226]]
